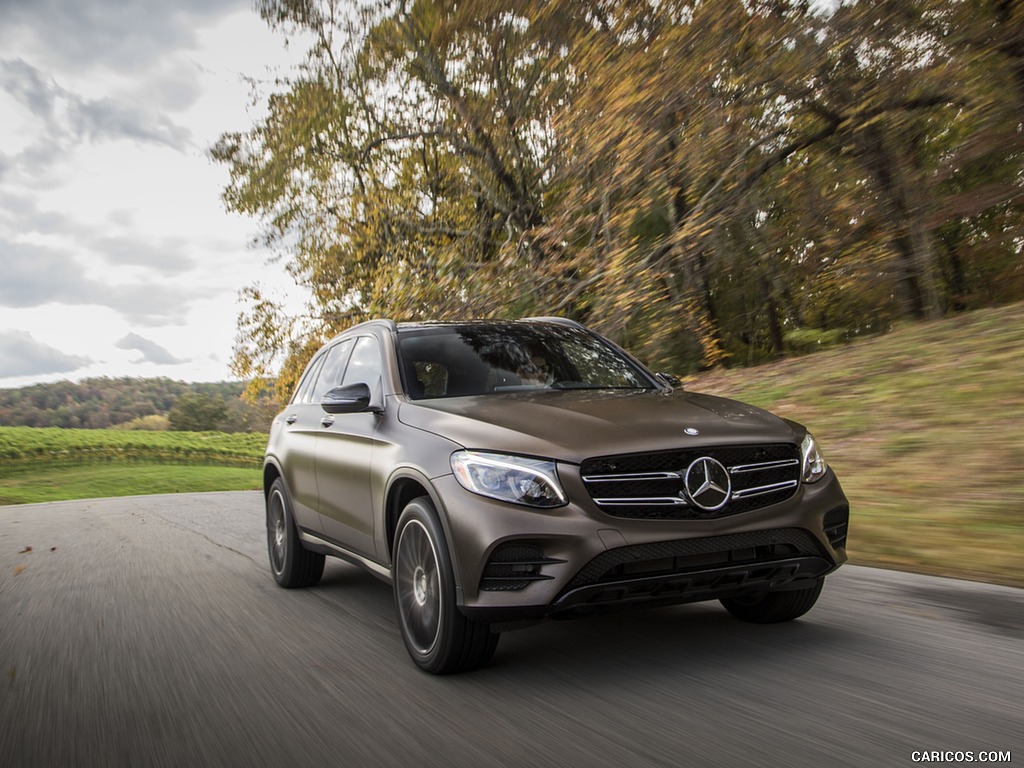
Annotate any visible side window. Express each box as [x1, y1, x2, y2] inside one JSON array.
[[341, 336, 382, 389], [291, 352, 325, 405], [311, 339, 355, 402]]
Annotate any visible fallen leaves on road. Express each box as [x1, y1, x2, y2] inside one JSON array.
[[18, 546, 32, 554]]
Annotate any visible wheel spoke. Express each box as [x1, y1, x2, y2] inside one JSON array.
[[397, 519, 442, 654], [268, 491, 287, 573]]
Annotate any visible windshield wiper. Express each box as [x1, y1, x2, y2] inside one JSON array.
[[549, 382, 651, 391]]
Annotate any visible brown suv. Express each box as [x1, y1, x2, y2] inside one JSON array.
[[264, 319, 849, 673]]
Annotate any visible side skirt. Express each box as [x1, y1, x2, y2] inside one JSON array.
[[297, 528, 393, 584]]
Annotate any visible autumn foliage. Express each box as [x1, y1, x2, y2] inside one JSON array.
[[213, 0, 1024, 402]]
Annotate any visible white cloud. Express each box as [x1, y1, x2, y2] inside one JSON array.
[[0, 241, 101, 309], [0, 58, 56, 119], [0, 240, 203, 325], [0, 329, 92, 379], [115, 332, 187, 365], [0, 58, 192, 160], [0, 0, 250, 75]]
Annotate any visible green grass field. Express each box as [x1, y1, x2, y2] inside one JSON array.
[[0, 427, 264, 506], [0, 427, 266, 466], [0, 464, 261, 505]]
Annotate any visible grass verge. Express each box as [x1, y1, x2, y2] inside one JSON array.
[[0, 463, 262, 505]]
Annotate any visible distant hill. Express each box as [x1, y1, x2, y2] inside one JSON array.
[[0, 377, 276, 432]]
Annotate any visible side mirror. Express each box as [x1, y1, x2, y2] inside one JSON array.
[[655, 372, 683, 390], [321, 383, 377, 414]]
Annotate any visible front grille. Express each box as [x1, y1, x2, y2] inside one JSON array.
[[479, 542, 564, 592], [581, 443, 801, 520], [564, 528, 829, 592]]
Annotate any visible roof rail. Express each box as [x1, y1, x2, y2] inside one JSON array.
[[524, 316, 584, 328]]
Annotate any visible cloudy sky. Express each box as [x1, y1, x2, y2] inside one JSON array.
[[0, 0, 310, 389]]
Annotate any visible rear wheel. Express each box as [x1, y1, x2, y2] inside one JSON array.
[[720, 579, 824, 624], [393, 497, 499, 674], [267, 478, 324, 588]]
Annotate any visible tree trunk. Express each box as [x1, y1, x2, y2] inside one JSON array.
[[761, 273, 785, 358], [857, 124, 940, 320]]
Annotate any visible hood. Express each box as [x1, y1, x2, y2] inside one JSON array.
[[396, 389, 800, 464]]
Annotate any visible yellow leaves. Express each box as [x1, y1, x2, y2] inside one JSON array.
[[220, 0, 1024, 386]]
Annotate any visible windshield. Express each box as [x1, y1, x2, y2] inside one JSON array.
[[396, 323, 656, 399]]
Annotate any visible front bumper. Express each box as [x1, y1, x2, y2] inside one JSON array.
[[432, 464, 849, 624]]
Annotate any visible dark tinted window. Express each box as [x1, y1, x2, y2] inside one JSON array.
[[397, 324, 654, 399]]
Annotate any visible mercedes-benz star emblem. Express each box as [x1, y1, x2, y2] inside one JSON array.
[[683, 457, 731, 511]]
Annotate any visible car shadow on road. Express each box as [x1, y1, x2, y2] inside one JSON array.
[[309, 560, 856, 684], [492, 602, 852, 680]]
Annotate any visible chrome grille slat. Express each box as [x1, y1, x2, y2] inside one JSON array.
[[593, 497, 689, 506], [729, 459, 799, 474], [731, 480, 799, 499], [583, 471, 681, 483]]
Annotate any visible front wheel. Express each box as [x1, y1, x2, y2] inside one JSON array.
[[720, 579, 824, 624], [393, 497, 499, 674]]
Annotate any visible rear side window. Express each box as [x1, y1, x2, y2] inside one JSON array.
[[292, 353, 325, 405]]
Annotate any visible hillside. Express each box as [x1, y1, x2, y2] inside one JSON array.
[[0, 377, 274, 431], [687, 301, 1024, 587]]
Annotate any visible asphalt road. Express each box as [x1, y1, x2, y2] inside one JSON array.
[[1, 492, 1020, 768]]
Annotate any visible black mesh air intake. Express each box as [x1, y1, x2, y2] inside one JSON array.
[[480, 542, 563, 592], [824, 507, 849, 550]]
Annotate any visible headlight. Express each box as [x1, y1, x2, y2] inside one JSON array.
[[450, 451, 567, 508], [801, 433, 828, 483]]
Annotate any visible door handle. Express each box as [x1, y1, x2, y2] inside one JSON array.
[[320, 416, 335, 428], [285, 414, 298, 425]]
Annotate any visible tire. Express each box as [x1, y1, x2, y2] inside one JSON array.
[[720, 579, 824, 624], [267, 478, 325, 588], [393, 497, 499, 674]]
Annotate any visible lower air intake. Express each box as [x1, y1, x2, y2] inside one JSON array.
[[480, 542, 563, 592]]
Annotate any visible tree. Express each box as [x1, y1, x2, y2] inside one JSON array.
[[215, 0, 573, 402], [168, 393, 228, 432], [217, 0, 1024, 397]]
